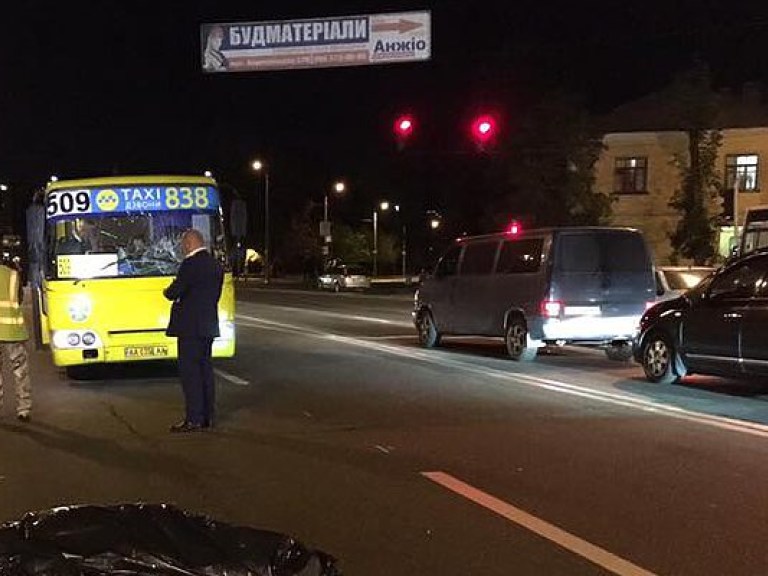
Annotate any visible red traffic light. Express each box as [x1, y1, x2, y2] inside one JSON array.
[[394, 115, 414, 138], [505, 220, 521, 235], [472, 114, 497, 142]]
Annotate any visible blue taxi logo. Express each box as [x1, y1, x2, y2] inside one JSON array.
[[95, 189, 120, 212]]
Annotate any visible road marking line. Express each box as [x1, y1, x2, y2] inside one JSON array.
[[214, 368, 250, 386], [234, 314, 768, 438], [246, 305, 413, 327], [422, 471, 656, 576]]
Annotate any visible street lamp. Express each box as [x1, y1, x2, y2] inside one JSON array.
[[322, 180, 347, 266], [251, 159, 270, 284], [0, 184, 7, 192], [372, 201, 391, 277]]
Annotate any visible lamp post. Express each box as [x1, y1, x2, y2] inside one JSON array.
[[372, 201, 390, 277], [426, 210, 442, 265], [322, 181, 346, 266], [251, 160, 270, 284]]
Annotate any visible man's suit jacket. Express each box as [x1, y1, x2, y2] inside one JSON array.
[[164, 250, 224, 338]]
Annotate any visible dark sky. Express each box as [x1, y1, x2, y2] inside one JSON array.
[[4, 1, 768, 232]]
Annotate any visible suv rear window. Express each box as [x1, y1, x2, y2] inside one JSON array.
[[497, 238, 544, 274], [556, 232, 649, 273]]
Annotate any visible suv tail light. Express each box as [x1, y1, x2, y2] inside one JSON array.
[[540, 299, 562, 318]]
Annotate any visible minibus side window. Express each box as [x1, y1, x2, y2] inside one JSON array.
[[435, 245, 462, 278], [497, 239, 544, 274], [460, 242, 498, 275]]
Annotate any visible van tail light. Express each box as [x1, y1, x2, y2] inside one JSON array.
[[540, 299, 562, 318]]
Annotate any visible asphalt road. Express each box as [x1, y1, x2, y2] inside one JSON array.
[[5, 284, 768, 574]]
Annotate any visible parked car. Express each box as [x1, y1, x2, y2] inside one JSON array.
[[635, 250, 768, 384], [414, 226, 656, 361], [317, 264, 371, 292], [655, 266, 714, 301]]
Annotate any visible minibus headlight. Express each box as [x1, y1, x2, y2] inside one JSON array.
[[81, 332, 97, 346], [68, 295, 92, 323]]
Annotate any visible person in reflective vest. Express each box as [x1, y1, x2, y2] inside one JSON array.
[[0, 258, 31, 421]]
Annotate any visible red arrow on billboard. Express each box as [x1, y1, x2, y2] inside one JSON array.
[[372, 19, 423, 34]]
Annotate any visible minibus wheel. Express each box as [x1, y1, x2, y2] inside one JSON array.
[[417, 311, 441, 348], [505, 319, 537, 361]]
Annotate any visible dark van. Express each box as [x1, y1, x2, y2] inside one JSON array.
[[413, 227, 656, 361]]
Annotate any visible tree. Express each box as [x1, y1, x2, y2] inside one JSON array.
[[667, 62, 723, 265], [495, 94, 612, 230], [332, 223, 399, 273], [279, 199, 321, 273]]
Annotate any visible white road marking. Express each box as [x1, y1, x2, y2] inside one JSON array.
[[252, 305, 413, 327], [213, 368, 250, 386], [234, 314, 768, 439], [423, 471, 656, 576]]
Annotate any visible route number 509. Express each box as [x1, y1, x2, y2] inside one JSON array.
[[46, 190, 91, 217]]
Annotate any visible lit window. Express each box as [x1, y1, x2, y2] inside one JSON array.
[[726, 154, 759, 192], [613, 157, 647, 194]]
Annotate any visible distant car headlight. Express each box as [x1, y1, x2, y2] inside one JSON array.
[[68, 295, 92, 323]]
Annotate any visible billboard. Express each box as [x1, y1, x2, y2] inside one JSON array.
[[200, 11, 431, 73]]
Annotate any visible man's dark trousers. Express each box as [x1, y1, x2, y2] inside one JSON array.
[[178, 337, 215, 426]]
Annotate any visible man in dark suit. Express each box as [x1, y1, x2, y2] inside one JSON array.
[[163, 229, 223, 432]]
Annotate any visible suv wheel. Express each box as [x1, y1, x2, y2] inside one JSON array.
[[505, 319, 538, 361], [641, 332, 682, 384], [417, 311, 441, 348]]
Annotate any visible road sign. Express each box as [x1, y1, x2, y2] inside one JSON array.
[[201, 11, 431, 73]]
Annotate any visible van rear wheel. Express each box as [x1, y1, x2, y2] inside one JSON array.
[[605, 343, 633, 362], [505, 319, 538, 361], [417, 311, 441, 348]]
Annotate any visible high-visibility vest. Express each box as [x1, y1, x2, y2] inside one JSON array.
[[0, 264, 29, 342]]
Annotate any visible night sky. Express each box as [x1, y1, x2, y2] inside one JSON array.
[[4, 1, 768, 249]]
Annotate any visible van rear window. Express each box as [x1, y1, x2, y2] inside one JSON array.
[[556, 232, 649, 273], [497, 239, 544, 274]]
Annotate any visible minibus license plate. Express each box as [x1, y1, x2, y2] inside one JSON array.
[[125, 345, 168, 358]]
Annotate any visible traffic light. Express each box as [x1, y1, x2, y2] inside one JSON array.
[[471, 114, 497, 151], [394, 114, 415, 150]]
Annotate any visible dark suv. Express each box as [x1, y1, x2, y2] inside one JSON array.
[[635, 251, 768, 384]]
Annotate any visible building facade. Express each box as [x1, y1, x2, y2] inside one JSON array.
[[594, 82, 768, 264]]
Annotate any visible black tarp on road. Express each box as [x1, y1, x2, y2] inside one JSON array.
[[0, 503, 340, 575]]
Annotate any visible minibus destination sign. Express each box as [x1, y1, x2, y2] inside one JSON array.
[[46, 186, 220, 219]]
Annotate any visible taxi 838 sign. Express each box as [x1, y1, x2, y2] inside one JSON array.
[[46, 186, 220, 218]]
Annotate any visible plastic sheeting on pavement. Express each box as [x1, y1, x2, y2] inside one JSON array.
[[0, 503, 340, 575]]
